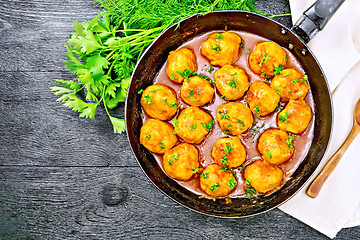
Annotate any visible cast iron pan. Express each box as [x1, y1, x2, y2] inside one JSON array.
[[125, 0, 343, 217]]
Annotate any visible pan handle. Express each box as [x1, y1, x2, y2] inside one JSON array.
[[291, 0, 345, 43]]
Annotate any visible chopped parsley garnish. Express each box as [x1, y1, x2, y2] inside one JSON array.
[[285, 57, 289, 61], [227, 79, 237, 88], [224, 129, 230, 135], [253, 105, 260, 117], [173, 116, 179, 130], [236, 119, 245, 127], [274, 87, 282, 95], [169, 102, 178, 108], [228, 177, 237, 190], [215, 33, 223, 39], [198, 74, 209, 80], [288, 90, 292, 94], [143, 94, 152, 105], [190, 124, 197, 130], [286, 134, 295, 149], [211, 44, 221, 52], [200, 171, 209, 179], [259, 53, 270, 67], [265, 151, 272, 159], [263, 140, 267, 145], [209, 80, 216, 85], [159, 142, 165, 149], [177, 68, 195, 82], [145, 134, 151, 140], [167, 152, 178, 165], [197, 90, 201, 95], [221, 166, 229, 171], [282, 72, 290, 77], [279, 111, 290, 122], [238, 164, 245, 172], [224, 142, 234, 155], [183, 113, 188, 118], [240, 41, 244, 48], [244, 179, 256, 197], [171, 73, 175, 80], [273, 64, 284, 75], [137, 89, 143, 94], [231, 72, 238, 76], [221, 95, 228, 100], [201, 119, 214, 132], [228, 125, 232, 128], [187, 89, 195, 98], [261, 72, 271, 82], [292, 75, 308, 84], [208, 65, 214, 73], [190, 98, 199, 101], [192, 168, 199, 174], [220, 111, 230, 120], [163, 98, 167, 104], [221, 155, 228, 165], [210, 182, 220, 192]]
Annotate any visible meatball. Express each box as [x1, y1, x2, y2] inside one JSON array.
[[249, 41, 287, 77], [212, 137, 246, 168], [247, 81, 280, 117], [140, 84, 178, 120], [163, 143, 199, 181], [216, 102, 254, 135], [200, 164, 237, 197], [175, 107, 214, 144], [140, 119, 178, 154], [180, 76, 214, 106], [278, 100, 312, 134], [200, 32, 241, 67], [244, 160, 283, 193], [258, 129, 294, 165], [214, 65, 249, 100], [271, 68, 309, 102], [166, 48, 197, 83]]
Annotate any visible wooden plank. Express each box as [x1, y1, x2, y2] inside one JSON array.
[[0, 71, 133, 167], [3, 166, 358, 240]]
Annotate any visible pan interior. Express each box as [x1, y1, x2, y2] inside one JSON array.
[[125, 11, 332, 217]]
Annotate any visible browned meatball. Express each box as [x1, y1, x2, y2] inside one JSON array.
[[175, 107, 214, 144], [278, 100, 312, 134], [200, 32, 241, 67], [258, 129, 294, 165], [199, 164, 237, 197], [163, 143, 199, 181], [140, 119, 177, 154], [180, 76, 214, 106], [271, 68, 309, 102], [214, 65, 249, 100], [249, 42, 287, 77], [140, 84, 178, 120], [166, 48, 197, 83], [244, 160, 283, 193], [247, 81, 280, 117], [212, 137, 246, 168], [216, 102, 253, 135]]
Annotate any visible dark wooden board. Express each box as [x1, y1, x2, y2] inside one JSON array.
[[0, 0, 359, 239]]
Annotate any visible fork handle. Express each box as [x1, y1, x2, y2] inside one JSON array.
[[306, 124, 360, 198]]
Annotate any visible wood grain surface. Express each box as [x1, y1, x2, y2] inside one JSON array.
[[0, 0, 359, 239]]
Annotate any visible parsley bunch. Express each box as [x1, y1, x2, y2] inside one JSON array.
[[52, 0, 271, 134]]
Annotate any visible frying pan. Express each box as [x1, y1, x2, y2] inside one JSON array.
[[125, 0, 343, 217]]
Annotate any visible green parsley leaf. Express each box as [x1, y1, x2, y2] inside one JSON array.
[[273, 64, 284, 75], [159, 142, 165, 149], [137, 89, 143, 94], [224, 129, 230, 135], [167, 152, 178, 165], [236, 119, 245, 127], [228, 177, 237, 190], [221, 95, 228, 100], [259, 53, 270, 67], [200, 171, 209, 179], [190, 124, 197, 130], [253, 105, 260, 117], [145, 134, 151, 140], [208, 65, 214, 74], [192, 168, 199, 174], [221, 155, 228, 165], [169, 102, 178, 108], [173, 116, 179, 130], [201, 119, 214, 132], [187, 89, 195, 98], [279, 111, 290, 122], [286, 134, 295, 149], [285, 57, 289, 61], [211, 44, 221, 52], [265, 151, 272, 159], [224, 142, 234, 155], [215, 33, 223, 39], [210, 182, 221, 192], [227, 79, 237, 88], [163, 98, 167, 104], [171, 73, 175, 80]]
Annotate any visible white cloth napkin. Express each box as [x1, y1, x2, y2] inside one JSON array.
[[279, 0, 360, 238]]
